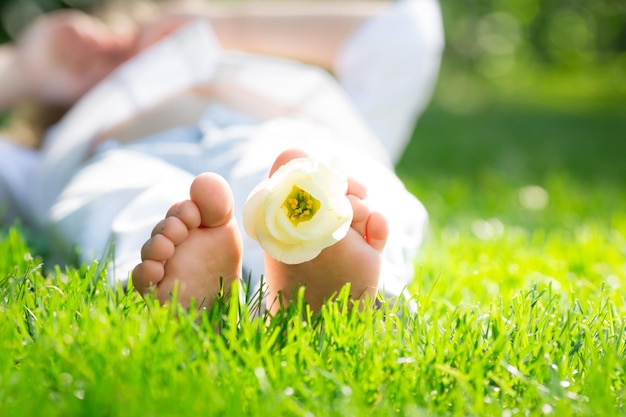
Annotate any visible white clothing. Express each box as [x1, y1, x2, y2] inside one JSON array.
[[335, 0, 444, 161], [0, 140, 40, 225], [0, 0, 444, 298]]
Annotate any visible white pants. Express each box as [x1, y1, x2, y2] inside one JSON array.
[[2, 0, 444, 297]]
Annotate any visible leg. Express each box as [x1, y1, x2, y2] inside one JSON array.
[[132, 172, 242, 308], [261, 149, 389, 314], [222, 119, 426, 306], [159, 1, 389, 71]]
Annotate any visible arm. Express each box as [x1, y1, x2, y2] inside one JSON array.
[[138, 1, 389, 70], [0, 46, 29, 113], [0, 10, 134, 113], [208, 1, 388, 70]]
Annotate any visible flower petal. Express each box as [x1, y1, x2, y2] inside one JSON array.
[[243, 157, 353, 264]]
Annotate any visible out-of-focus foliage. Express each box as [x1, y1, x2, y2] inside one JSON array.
[[441, 0, 625, 76]]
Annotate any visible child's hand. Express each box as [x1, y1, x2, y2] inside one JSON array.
[[16, 10, 135, 105]]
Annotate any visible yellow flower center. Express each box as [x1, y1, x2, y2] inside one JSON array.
[[282, 186, 321, 226]]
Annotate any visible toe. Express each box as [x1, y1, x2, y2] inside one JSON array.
[[366, 211, 388, 252], [347, 177, 367, 200], [166, 200, 201, 229], [132, 260, 165, 295], [151, 216, 189, 245], [189, 173, 234, 228], [269, 148, 308, 176], [349, 195, 370, 237], [141, 234, 175, 261]]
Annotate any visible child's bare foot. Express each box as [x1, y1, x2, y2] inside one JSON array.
[[131, 173, 243, 308], [263, 149, 389, 314]]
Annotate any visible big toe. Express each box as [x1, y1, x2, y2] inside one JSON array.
[[189, 173, 235, 227]]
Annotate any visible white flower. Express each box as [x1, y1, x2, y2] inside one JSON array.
[[243, 157, 353, 264]]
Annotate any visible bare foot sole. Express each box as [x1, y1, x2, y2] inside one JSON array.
[[132, 173, 243, 309], [263, 149, 389, 314]]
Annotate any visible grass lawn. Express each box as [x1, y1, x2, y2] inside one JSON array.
[[1, 65, 625, 416]]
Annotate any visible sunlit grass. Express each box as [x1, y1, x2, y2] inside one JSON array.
[[398, 84, 625, 309], [1, 225, 625, 416]]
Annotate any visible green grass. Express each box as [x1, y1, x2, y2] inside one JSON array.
[[1, 66, 626, 416]]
